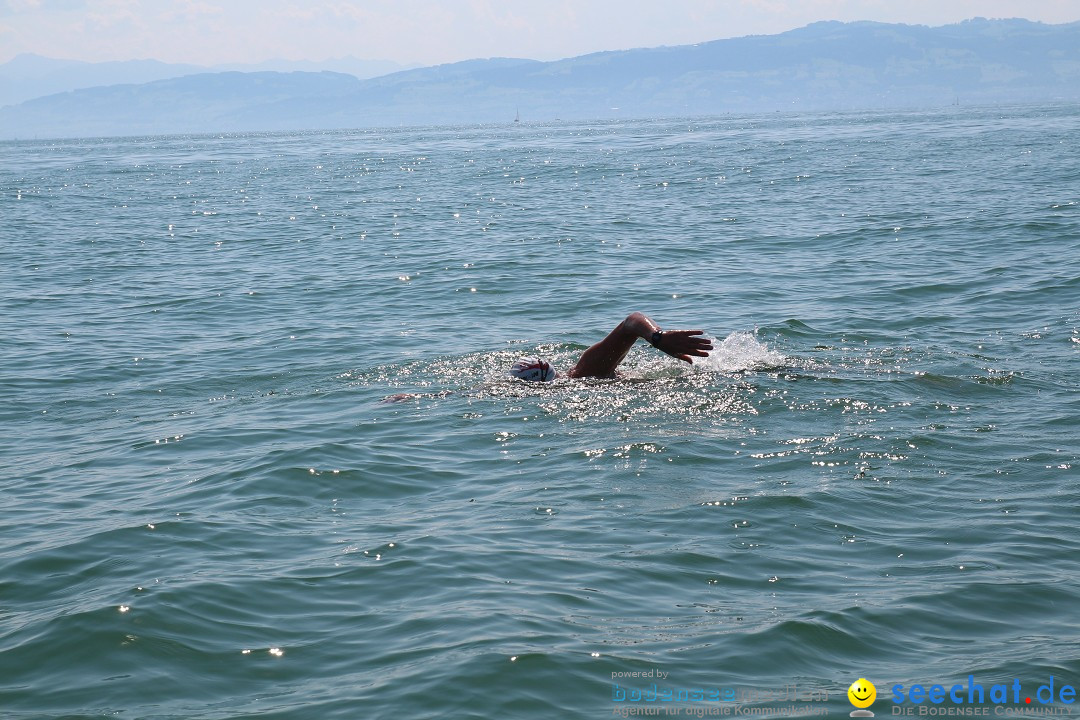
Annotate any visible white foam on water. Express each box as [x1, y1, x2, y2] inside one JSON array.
[[692, 331, 787, 373]]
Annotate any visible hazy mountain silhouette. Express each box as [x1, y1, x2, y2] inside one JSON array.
[[2, 19, 1078, 139], [0, 53, 414, 107]]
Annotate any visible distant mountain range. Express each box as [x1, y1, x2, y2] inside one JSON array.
[[0, 54, 416, 107], [2, 18, 1078, 139]]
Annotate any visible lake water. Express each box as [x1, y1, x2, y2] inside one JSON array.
[[2, 104, 1078, 719]]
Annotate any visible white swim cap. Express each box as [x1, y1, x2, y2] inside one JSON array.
[[510, 356, 556, 382]]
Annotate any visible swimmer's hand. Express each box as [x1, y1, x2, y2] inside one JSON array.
[[569, 312, 714, 378], [381, 390, 454, 403], [653, 329, 713, 364], [382, 393, 420, 403]]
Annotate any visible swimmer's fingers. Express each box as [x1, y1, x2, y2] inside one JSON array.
[[381, 390, 453, 402], [659, 329, 713, 362], [382, 393, 420, 403]]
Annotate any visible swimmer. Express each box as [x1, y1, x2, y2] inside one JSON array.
[[382, 312, 712, 401], [511, 311, 713, 381]]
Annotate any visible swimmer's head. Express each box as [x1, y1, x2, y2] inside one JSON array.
[[510, 356, 556, 382]]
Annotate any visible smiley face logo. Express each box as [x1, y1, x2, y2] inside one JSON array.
[[848, 678, 877, 711]]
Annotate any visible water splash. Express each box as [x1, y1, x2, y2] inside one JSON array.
[[693, 331, 787, 373]]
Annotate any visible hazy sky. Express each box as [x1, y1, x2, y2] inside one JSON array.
[[2, 0, 1078, 66]]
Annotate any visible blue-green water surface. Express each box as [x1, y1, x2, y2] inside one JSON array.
[[2, 104, 1078, 719]]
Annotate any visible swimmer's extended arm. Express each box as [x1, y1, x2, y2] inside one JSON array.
[[567, 312, 713, 378]]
